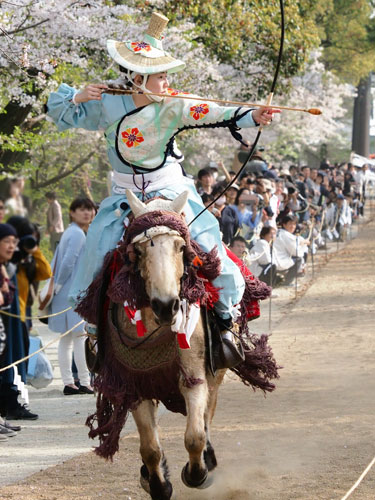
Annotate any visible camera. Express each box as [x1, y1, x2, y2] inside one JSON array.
[[19, 234, 38, 251]]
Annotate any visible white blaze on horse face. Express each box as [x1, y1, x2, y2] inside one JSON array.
[[138, 233, 185, 302]]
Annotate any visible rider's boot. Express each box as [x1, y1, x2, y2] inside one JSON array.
[[212, 316, 245, 370]]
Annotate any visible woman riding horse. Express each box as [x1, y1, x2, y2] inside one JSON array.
[[47, 12, 276, 367]]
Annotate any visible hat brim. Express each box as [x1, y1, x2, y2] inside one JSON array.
[[107, 40, 185, 74]]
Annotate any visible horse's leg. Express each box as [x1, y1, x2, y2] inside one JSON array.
[[179, 358, 211, 489], [204, 369, 226, 471], [132, 400, 173, 500]]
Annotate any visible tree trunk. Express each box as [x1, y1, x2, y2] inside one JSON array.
[[351, 74, 371, 157]]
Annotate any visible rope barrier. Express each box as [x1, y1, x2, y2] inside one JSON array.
[[0, 319, 84, 373], [340, 455, 375, 500], [0, 306, 72, 321]]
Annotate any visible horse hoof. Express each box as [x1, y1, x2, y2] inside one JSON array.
[[140, 464, 150, 494], [204, 443, 217, 471], [181, 462, 213, 489]]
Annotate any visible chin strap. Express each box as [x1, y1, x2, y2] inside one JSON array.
[[123, 69, 164, 103]]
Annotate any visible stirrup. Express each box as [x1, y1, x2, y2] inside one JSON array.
[[213, 336, 245, 370]]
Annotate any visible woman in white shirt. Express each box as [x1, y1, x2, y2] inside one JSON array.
[[249, 226, 277, 285], [273, 215, 309, 285]]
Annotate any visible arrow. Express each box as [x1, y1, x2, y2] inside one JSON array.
[[103, 86, 322, 115]]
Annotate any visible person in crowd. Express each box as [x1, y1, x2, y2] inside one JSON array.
[[266, 179, 279, 228], [343, 171, 355, 196], [224, 184, 239, 206], [14, 177, 32, 216], [0, 224, 22, 438], [238, 149, 268, 179], [0, 224, 39, 421], [232, 140, 251, 172], [196, 168, 215, 196], [208, 185, 239, 245], [273, 215, 309, 286], [4, 179, 27, 218], [260, 205, 275, 231], [248, 226, 277, 286], [7, 216, 52, 359], [228, 235, 248, 260], [335, 194, 351, 241], [45, 191, 64, 251], [230, 188, 262, 241], [49, 198, 96, 396]]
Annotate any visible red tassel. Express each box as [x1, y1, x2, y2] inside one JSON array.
[[246, 300, 260, 320], [204, 281, 221, 309], [136, 320, 147, 337], [124, 305, 135, 322], [177, 332, 190, 349]]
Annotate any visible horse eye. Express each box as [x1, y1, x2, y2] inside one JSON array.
[[175, 241, 185, 252]]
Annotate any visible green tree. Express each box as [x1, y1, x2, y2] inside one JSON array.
[[145, 0, 321, 96], [317, 0, 375, 84]]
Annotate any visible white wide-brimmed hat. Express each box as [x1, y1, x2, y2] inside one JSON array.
[[107, 12, 185, 75]]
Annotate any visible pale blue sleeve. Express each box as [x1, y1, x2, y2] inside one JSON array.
[[236, 110, 257, 128], [55, 230, 86, 289], [47, 83, 102, 131]]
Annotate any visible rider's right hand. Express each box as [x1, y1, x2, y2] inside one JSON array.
[[74, 84, 108, 103]]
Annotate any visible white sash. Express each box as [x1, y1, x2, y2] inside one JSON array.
[[112, 162, 187, 194]]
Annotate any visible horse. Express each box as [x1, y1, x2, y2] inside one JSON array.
[[76, 189, 278, 500]]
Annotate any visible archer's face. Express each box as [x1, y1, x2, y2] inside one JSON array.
[[146, 72, 169, 94]]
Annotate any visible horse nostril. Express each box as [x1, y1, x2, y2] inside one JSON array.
[[172, 298, 180, 315], [151, 298, 162, 317], [151, 297, 180, 322]]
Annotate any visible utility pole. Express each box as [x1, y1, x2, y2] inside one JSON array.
[[352, 74, 371, 156]]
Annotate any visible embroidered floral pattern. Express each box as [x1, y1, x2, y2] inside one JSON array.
[[167, 88, 189, 96], [130, 41, 151, 53], [190, 103, 209, 121], [121, 128, 144, 148]]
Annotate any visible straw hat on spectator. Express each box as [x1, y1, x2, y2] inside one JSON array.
[[279, 167, 291, 177]]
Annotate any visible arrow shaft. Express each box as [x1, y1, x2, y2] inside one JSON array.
[[104, 87, 317, 114]]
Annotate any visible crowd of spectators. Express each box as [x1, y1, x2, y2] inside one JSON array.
[[195, 146, 374, 288], [0, 191, 97, 441]]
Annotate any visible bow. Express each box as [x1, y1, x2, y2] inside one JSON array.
[[188, 0, 285, 226]]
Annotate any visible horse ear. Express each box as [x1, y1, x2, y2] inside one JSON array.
[[171, 191, 189, 214], [125, 189, 147, 217]]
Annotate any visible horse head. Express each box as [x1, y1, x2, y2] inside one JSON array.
[[126, 189, 189, 326]]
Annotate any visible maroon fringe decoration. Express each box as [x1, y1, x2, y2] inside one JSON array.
[[231, 333, 280, 393], [86, 312, 204, 460]]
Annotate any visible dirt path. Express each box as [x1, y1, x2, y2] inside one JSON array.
[[1, 219, 374, 500]]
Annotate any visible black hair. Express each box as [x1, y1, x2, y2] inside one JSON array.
[[212, 184, 226, 197], [260, 226, 275, 239], [281, 214, 297, 226], [197, 168, 213, 180], [201, 193, 214, 205], [234, 187, 250, 206], [69, 198, 97, 222], [229, 235, 247, 247], [45, 191, 57, 200], [69, 197, 96, 213]]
